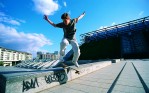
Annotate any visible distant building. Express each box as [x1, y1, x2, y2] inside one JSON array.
[[0, 47, 32, 66], [37, 51, 59, 60], [54, 51, 59, 55]]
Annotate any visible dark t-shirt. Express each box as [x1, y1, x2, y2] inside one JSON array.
[[55, 19, 76, 40]]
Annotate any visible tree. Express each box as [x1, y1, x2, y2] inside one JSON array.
[[0, 61, 4, 66]]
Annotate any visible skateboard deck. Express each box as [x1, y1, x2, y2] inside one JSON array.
[[61, 63, 80, 74]]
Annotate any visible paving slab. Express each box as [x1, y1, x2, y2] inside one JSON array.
[[39, 61, 126, 93], [111, 62, 145, 93], [39, 59, 149, 93]]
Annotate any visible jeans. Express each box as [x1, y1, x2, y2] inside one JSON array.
[[60, 38, 80, 63]]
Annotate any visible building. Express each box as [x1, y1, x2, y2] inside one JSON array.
[[65, 16, 149, 60], [0, 47, 32, 66], [37, 51, 59, 60]]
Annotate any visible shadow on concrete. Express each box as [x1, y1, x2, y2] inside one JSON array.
[[0, 75, 6, 93]]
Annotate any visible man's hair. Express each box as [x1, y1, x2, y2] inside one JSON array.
[[61, 13, 70, 19]]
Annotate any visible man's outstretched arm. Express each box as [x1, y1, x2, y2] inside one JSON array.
[[76, 11, 85, 23], [44, 15, 56, 27]]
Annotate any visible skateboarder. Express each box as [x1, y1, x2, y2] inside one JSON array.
[[44, 12, 85, 67]]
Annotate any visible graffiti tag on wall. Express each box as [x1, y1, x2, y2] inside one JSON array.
[[45, 72, 66, 84], [22, 72, 66, 92], [22, 77, 39, 92]]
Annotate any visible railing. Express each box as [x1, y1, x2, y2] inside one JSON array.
[[80, 16, 149, 43]]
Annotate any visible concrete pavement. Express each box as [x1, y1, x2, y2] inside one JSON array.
[[39, 59, 149, 93]]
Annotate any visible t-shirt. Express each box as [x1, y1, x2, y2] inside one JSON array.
[[55, 19, 76, 40]]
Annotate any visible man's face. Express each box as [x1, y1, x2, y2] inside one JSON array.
[[63, 18, 70, 25]]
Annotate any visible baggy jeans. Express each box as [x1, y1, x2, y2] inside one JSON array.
[[60, 38, 80, 63]]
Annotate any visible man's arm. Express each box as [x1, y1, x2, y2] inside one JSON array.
[[44, 15, 56, 27], [76, 11, 85, 23]]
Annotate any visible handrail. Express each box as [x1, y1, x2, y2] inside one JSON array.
[[80, 16, 149, 43]]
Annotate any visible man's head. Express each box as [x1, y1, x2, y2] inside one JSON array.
[[61, 13, 70, 25]]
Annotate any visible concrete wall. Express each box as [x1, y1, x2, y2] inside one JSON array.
[[111, 59, 121, 63], [0, 61, 111, 93]]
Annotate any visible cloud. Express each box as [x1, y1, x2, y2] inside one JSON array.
[[139, 11, 144, 16], [63, 2, 67, 7], [0, 12, 5, 16], [98, 22, 116, 30], [99, 26, 107, 30], [0, 12, 25, 25], [0, 23, 52, 57], [33, 0, 59, 15], [111, 22, 116, 26]]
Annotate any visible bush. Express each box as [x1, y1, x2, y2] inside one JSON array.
[[0, 61, 4, 66]]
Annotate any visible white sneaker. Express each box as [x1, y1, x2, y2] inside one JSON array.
[[72, 61, 79, 68]]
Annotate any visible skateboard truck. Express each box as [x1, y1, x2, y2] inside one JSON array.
[[61, 63, 80, 74], [75, 70, 80, 74]]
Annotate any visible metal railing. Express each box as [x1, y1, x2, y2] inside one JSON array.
[[80, 16, 149, 43]]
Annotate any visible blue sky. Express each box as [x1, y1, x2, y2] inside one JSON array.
[[0, 0, 149, 57]]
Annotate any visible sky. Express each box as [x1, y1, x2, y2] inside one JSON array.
[[0, 0, 149, 58]]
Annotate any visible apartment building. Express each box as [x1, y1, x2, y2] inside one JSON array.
[[0, 47, 32, 66], [37, 51, 59, 60]]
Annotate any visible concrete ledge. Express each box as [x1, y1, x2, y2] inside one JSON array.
[[0, 61, 111, 93], [66, 61, 111, 81], [111, 59, 121, 63]]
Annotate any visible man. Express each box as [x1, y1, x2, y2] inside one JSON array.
[[44, 12, 85, 67]]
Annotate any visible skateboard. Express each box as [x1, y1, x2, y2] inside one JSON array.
[[61, 63, 80, 74]]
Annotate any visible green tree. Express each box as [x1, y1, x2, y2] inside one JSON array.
[[0, 61, 4, 66]]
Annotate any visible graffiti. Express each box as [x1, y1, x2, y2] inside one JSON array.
[[45, 72, 66, 84], [22, 72, 66, 92], [22, 77, 39, 92]]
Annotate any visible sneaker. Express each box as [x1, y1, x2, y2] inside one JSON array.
[[72, 61, 79, 68]]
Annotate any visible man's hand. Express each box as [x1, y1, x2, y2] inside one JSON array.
[[43, 15, 48, 21], [82, 11, 85, 15], [43, 15, 56, 27]]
